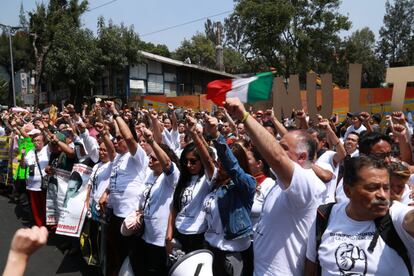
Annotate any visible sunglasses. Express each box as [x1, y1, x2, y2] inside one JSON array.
[[186, 158, 199, 165], [369, 152, 392, 159]]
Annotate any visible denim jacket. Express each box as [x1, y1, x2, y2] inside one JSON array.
[[213, 135, 256, 240]]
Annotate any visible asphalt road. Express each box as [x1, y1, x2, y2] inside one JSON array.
[[0, 191, 101, 275]]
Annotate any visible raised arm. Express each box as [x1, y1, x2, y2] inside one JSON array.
[[2, 226, 48, 276], [204, 114, 255, 190], [142, 128, 172, 172], [50, 134, 75, 158], [270, 109, 288, 137], [319, 119, 346, 166], [393, 124, 413, 164], [186, 115, 215, 179], [168, 103, 178, 132], [359, 112, 373, 133], [95, 122, 116, 161], [294, 109, 309, 130], [224, 98, 295, 188], [107, 101, 138, 155], [77, 122, 99, 163]]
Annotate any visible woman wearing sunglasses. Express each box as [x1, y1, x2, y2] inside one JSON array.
[[130, 128, 180, 276], [165, 115, 215, 256]]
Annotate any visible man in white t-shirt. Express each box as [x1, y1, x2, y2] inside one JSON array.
[[311, 119, 347, 204], [224, 98, 326, 276], [343, 112, 367, 139], [306, 156, 414, 276]]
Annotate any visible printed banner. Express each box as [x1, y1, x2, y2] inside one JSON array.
[[56, 163, 92, 237], [46, 168, 71, 225]]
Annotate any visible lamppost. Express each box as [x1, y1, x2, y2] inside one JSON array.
[[0, 24, 23, 107]]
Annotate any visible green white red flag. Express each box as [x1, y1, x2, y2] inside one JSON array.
[[206, 72, 273, 106]]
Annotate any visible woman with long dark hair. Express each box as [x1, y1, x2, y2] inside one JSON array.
[[202, 114, 256, 276], [165, 115, 215, 255]]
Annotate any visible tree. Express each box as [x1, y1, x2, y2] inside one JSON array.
[[19, 2, 29, 31], [139, 41, 171, 57], [96, 17, 142, 95], [378, 0, 414, 66], [0, 30, 32, 106], [29, 0, 88, 106], [343, 28, 384, 87], [173, 33, 216, 68], [174, 31, 251, 74], [44, 16, 99, 105], [205, 19, 224, 46], [228, 0, 350, 78]]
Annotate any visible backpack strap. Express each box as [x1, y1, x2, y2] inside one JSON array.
[[316, 202, 335, 276], [370, 212, 413, 276]]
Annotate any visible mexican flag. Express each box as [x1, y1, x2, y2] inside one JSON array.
[[206, 72, 273, 106]]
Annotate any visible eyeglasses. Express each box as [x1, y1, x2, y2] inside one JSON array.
[[369, 151, 392, 159]]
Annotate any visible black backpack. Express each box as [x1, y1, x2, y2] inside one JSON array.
[[315, 203, 413, 276]]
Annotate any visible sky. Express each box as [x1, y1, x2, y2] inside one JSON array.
[[1, 0, 390, 51]]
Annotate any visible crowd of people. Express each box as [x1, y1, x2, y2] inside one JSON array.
[[2, 97, 414, 276]]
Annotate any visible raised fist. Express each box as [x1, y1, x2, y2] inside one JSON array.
[[335, 243, 367, 275]]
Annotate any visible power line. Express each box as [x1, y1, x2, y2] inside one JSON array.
[[141, 10, 233, 37], [86, 0, 119, 12]]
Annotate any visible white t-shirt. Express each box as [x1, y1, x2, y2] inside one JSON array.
[[175, 173, 212, 235], [24, 145, 50, 191], [108, 147, 149, 217], [253, 162, 326, 276], [87, 161, 112, 203], [343, 124, 367, 139], [316, 150, 339, 204], [306, 201, 414, 276], [141, 163, 180, 247], [251, 177, 275, 230]]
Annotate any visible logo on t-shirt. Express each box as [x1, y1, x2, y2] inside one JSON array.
[[335, 243, 367, 275]]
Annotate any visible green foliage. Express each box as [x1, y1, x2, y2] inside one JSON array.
[[139, 41, 171, 58], [174, 25, 251, 74], [378, 0, 414, 66], [0, 31, 32, 75], [173, 33, 216, 68], [229, 0, 350, 78], [343, 28, 384, 87], [44, 18, 99, 88], [97, 18, 142, 73], [19, 2, 29, 30]]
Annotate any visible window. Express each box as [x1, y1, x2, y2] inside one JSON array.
[[148, 61, 162, 74], [147, 74, 164, 93]]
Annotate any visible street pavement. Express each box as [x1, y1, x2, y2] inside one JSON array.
[[0, 191, 101, 275]]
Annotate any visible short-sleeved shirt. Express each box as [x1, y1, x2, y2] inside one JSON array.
[[108, 147, 149, 217], [140, 163, 180, 247], [253, 163, 326, 276], [24, 145, 50, 191], [306, 201, 414, 276]]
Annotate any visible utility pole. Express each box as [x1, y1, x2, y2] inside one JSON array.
[[0, 23, 23, 107]]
